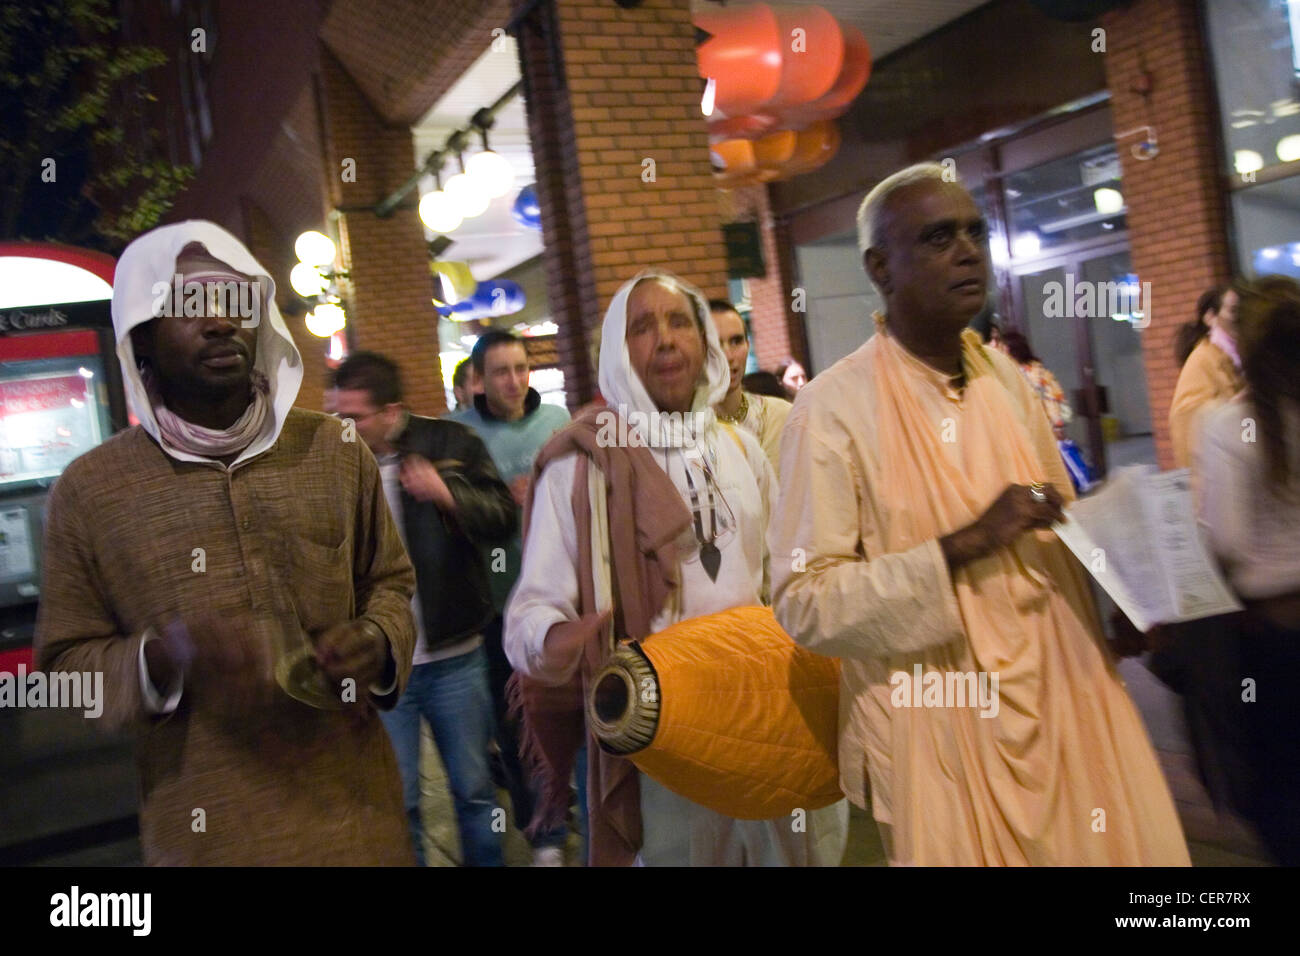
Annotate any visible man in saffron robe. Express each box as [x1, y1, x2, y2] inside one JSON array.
[[769, 164, 1189, 866]]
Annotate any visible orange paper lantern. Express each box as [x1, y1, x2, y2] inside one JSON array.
[[768, 5, 844, 109], [696, 3, 783, 117], [798, 24, 872, 121]]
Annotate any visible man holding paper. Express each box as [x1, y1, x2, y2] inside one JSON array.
[[769, 163, 1189, 866]]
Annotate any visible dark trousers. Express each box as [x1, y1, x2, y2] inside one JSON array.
[[1150, 609, 1300, 865], [1237, 611, 1300, 865], [483, 615, 567, 849], [1148, 613, 1255, 816]]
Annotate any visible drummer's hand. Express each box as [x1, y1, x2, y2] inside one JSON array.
[[315, 619, 392, 692], [541, 609, 613, 680]]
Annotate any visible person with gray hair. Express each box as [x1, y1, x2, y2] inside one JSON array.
[[768, 163, 1189, 865], [505, 269, 848, 866]]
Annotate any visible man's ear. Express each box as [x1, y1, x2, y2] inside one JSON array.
[[129, 321, 154, 360], [864, 248, 891, 294]]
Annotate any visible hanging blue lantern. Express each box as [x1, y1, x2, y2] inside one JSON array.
[[435, 279, 526, 320], [511, 184, 542, 230]]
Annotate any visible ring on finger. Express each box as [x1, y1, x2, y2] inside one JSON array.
[[1029, 481, 1047, 503]]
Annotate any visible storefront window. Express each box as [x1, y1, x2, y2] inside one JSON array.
[[1206, 1, 1300, 274], [1233, 175, 1300, 277], [1003, 143, 1126, 257], [1204, 0, 1300, 178]]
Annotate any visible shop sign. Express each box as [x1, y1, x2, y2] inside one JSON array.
[[0, 308, 69, 333], [723, 222, 767, 279]]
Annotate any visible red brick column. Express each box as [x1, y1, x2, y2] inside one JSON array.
[[318, 49, 446, 416], [241, 199, 332, 413], [720, 183, 804, 371], [516, 0, 730, 406], [1102, 0, 1232, 469]]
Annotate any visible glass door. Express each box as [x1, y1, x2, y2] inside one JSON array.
[[1011, 243, 1156, 478], [1078, 249, 1154, 470], [1015, 259, 1102, 471]]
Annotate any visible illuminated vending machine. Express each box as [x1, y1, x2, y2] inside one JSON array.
[[0, 245, 133, 864]]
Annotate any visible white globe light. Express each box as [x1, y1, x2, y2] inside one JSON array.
[[1093, 187, 1124, 215], [1011, 231, 1041, 259], [295, 230, 336, 267], [305, 312, 329, 337], [701, 77, 716, 117], [419, 190, 463, 233], [289, 262, 327, 297], [1277, 135, 1300, 163], [1234, 149, 1264, 175], [445, 172, 490, 218], [466, 149, 516, 198], [305, 303, 346, 337]]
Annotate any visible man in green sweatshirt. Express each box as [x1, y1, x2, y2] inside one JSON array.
[[451, 329, 571, 864]]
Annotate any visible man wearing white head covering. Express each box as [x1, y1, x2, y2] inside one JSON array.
[[35, 221, 417, 865], [505, 269, 848, 865]]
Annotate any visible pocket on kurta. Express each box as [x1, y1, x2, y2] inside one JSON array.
[[288, 534, 355, 632]]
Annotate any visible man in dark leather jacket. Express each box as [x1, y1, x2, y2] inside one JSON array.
[[330, 351, 517, 865]]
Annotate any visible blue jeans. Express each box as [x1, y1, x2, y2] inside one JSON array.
[[379, 645, 504, 866]]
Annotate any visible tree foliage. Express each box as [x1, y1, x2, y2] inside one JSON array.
[[0, 0, 193, 249]]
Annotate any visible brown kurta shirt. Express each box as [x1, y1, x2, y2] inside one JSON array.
[[35, 408, 417, 865]]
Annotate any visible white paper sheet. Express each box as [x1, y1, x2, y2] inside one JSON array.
[[1052, 466, 1242, 631]]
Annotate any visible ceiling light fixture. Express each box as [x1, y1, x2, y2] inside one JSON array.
[[466, 118, 516, 198], [445, 153, 489, 219], [375, 80, 524, 219], [419, 170, 464, 234]]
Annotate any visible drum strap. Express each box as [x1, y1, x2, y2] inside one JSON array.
[[719, 421, 746, 458], [582, 452, 626, 655]]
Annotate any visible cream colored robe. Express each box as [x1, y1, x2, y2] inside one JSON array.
[[734, 391, 792, 474], [770, 320, 1189, 866], [1169, 338, 1243, 469]]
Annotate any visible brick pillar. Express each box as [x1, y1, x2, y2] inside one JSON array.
[[720, 183, 804, 371], [318, 49, 446, 416], [516, 0, 731, 407], [241, 199, 332, 413], [1102, 0, 1232, 469]]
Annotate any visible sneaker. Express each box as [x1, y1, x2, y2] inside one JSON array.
[[531, 846, 564, 867]]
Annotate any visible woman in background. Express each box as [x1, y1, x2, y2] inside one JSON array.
[[775, 359, 807, 397], [997, 329, 1072, 440], [1195, 275, 1300, 865], [1170, 284, 1242, 467]]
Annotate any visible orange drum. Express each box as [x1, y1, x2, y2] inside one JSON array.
[[586, 605, 842, 820]]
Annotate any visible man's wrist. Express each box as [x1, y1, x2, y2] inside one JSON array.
[[433, 482, 457, 513], [940, 523, 994, 574], [359, 619, 397, 691]]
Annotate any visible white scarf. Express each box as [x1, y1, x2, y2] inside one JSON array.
[[143, 365, 272, 458]]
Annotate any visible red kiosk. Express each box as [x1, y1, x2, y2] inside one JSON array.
[[0, 242, 136, 863]]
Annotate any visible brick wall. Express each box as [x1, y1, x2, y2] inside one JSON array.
[[517, 0, 599, 406], [242, 199, 332, 413], [1102, 0, 1232, 469], [322, 0, 512, 125], [720, 184, 803, 372], [318, 50, 447, 416], [518, 0, 731, 405]]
